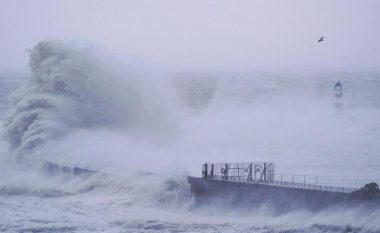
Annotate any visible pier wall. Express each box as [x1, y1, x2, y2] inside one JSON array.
[[188, 177, 380, 213]]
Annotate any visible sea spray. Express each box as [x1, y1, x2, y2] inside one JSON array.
[[2, 41, 177, 164], [0, 40, 191, 209]]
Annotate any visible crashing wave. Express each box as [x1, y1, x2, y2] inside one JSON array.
[[2, 40, 174, 162], [0, 41, 191, 211]]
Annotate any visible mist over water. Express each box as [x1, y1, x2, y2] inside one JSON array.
[[1, 41, 380, 232]]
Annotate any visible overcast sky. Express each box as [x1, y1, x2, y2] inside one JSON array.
[[0, 0, 379, 73]]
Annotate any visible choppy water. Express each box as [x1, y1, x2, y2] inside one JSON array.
[[0, 41, 380, 232]]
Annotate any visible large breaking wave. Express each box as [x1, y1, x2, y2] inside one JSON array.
[[0, 40, 189, 207], [2, 41, 175, 165]]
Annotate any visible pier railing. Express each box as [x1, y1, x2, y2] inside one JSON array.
[[202, 162, 358, 193]]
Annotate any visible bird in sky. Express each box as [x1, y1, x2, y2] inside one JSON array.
[[318, 36, 324, 43]]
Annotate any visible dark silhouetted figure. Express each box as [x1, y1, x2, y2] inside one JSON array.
[[318, 36, 324, 43]]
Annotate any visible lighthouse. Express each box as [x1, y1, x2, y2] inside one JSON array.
[[334, 80, 343, 113], [334, 80, 343, 98]]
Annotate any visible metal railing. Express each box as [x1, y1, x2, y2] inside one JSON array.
[[201, 162, 362, 193], [207, 175, 357, 193]]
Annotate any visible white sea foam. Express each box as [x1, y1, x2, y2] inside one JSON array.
[[1, 40, 380, 232]]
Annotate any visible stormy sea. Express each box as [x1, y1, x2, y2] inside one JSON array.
[[0, 41, 380, 232]]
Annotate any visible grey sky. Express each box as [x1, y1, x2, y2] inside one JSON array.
[[0, 0, 379, 73]]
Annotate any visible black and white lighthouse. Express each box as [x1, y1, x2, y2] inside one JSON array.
[[334, 80, 343, 98], [334, 80, 343, 113]]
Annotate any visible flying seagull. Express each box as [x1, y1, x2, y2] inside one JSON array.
[[318, 36, 324, 43]]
